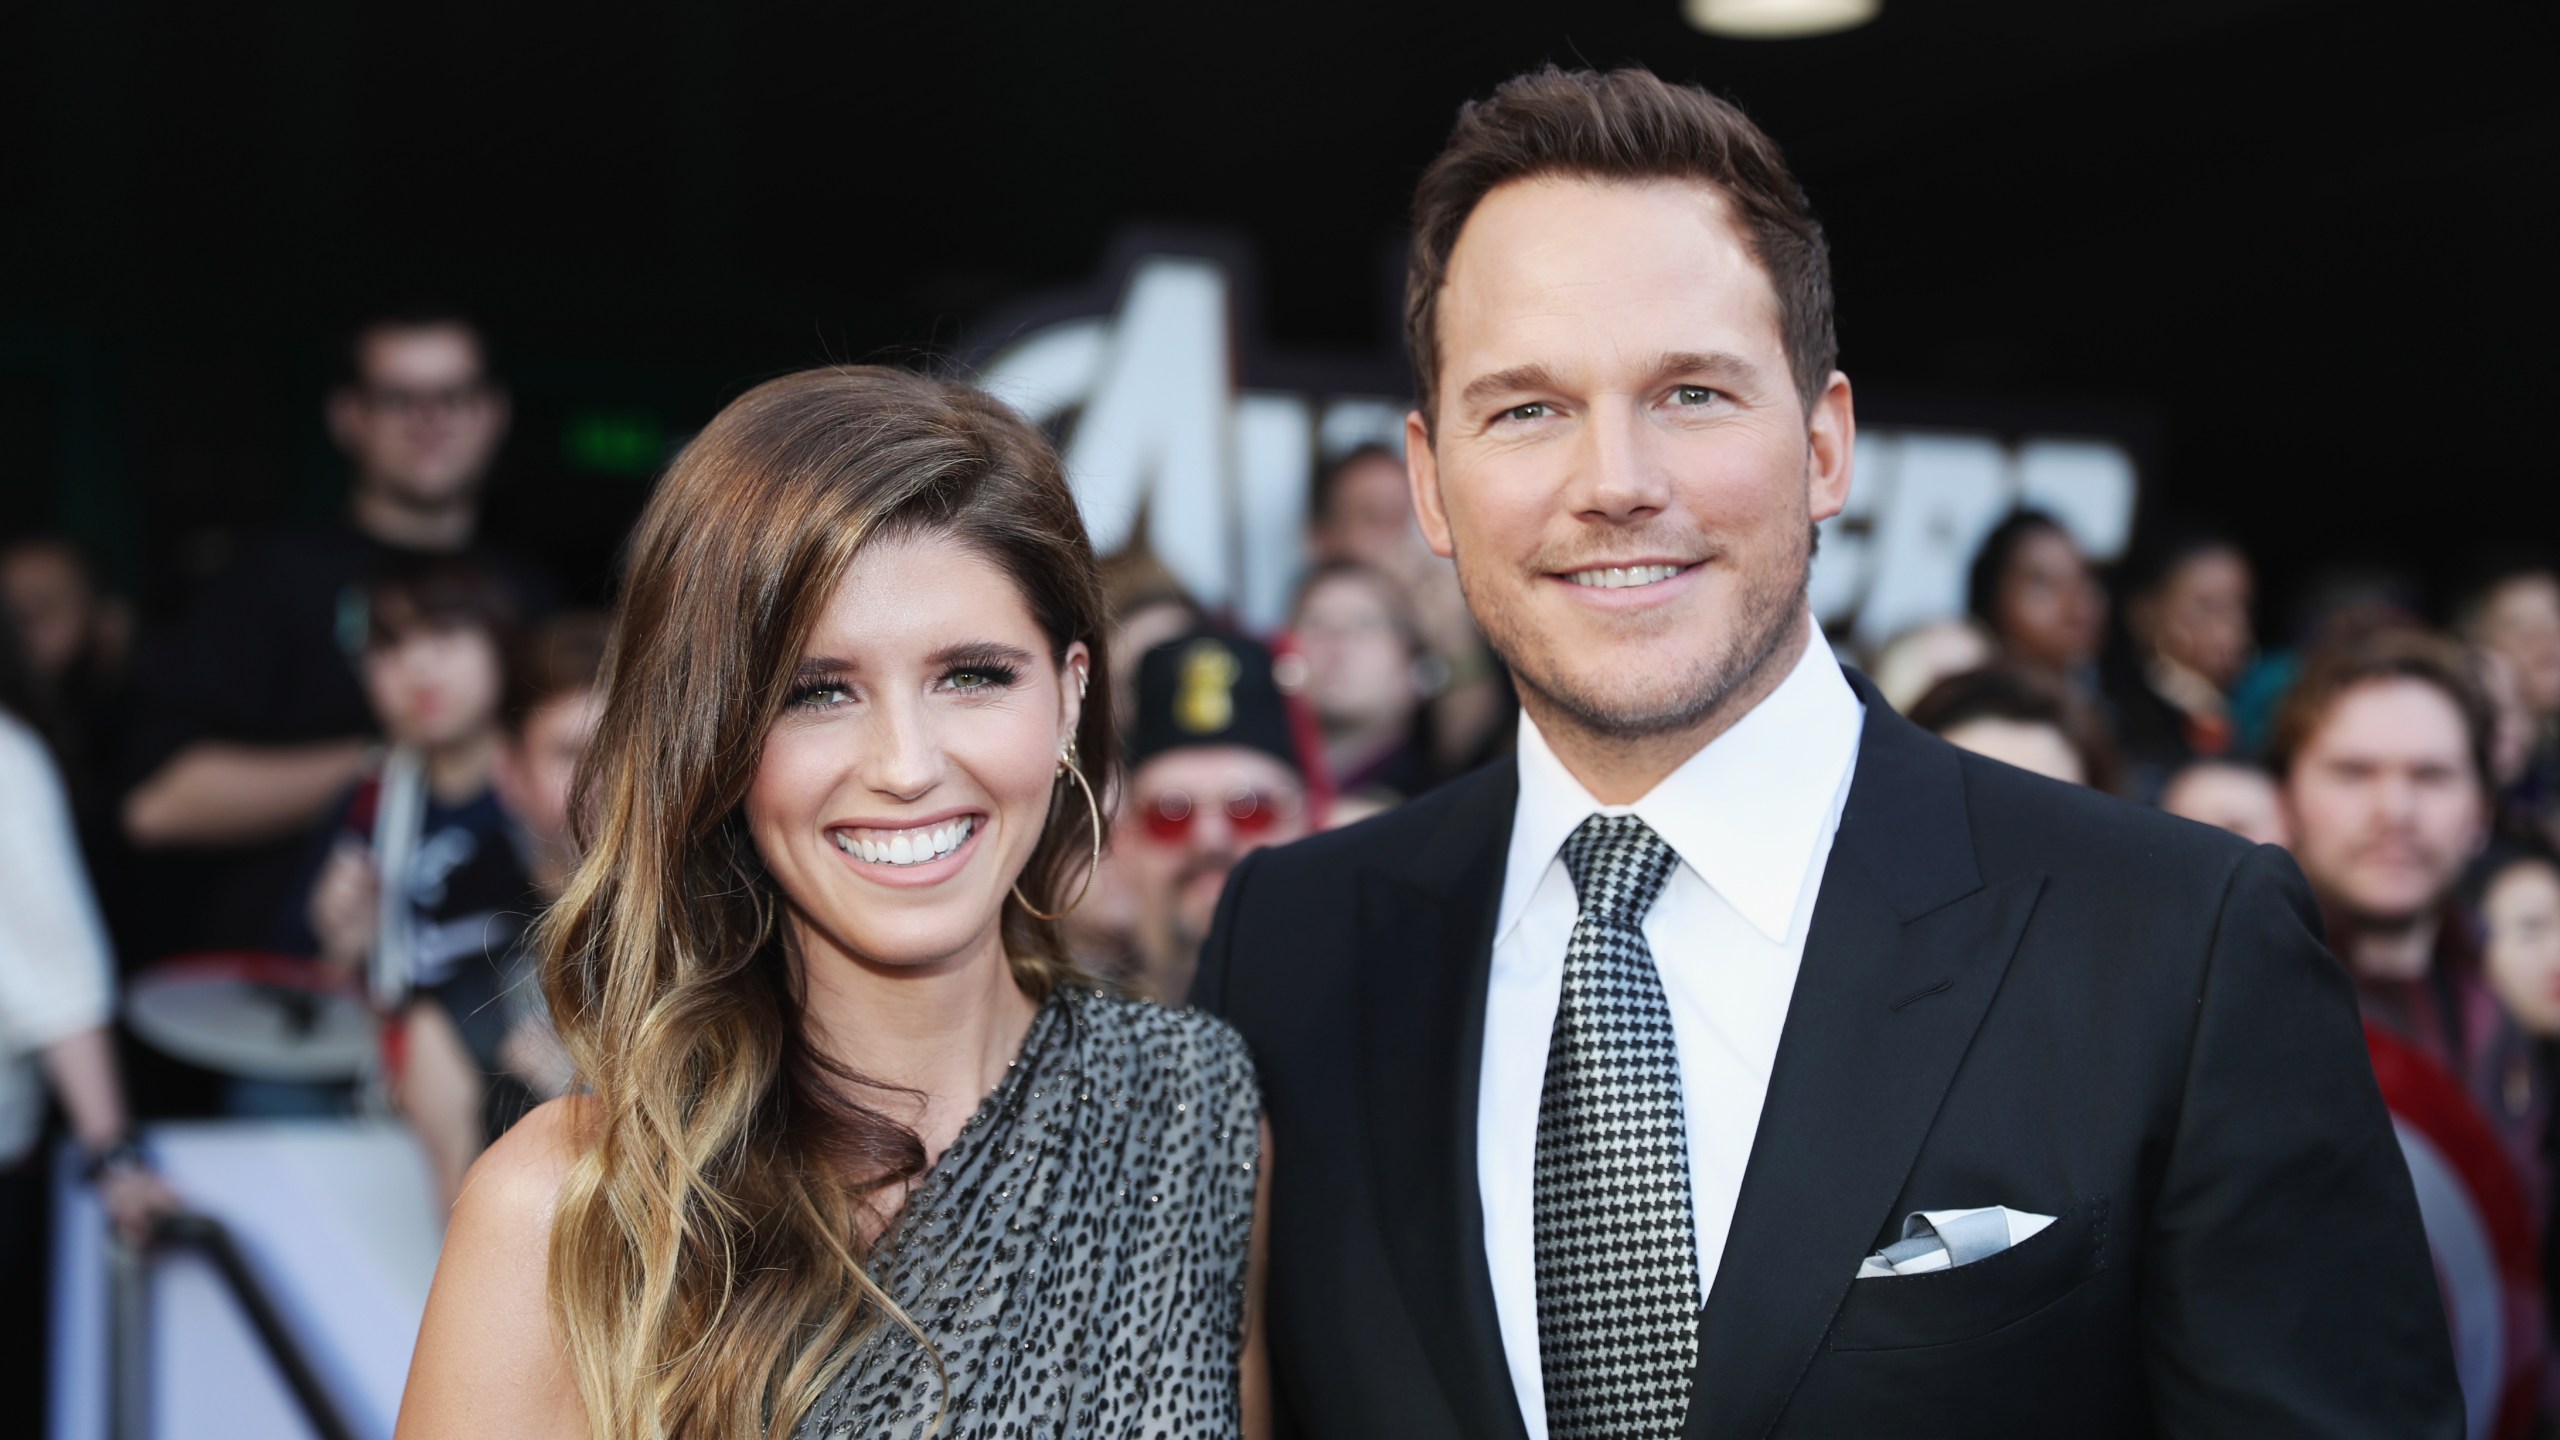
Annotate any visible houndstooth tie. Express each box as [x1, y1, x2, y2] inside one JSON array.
[[1533, 813, 1700, 1440]]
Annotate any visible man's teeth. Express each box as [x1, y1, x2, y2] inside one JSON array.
[[1566, 564, 1684, 589], [832, 816, 975, 866]]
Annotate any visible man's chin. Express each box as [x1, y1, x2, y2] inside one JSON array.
[[1174, 873, 1237, 944], [2336, 895, 2447, 934]]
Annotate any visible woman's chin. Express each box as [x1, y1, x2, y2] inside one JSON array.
[[790, 908, 1012, 980]]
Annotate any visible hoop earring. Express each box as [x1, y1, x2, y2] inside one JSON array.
[[1012, 749, 1104, 922]]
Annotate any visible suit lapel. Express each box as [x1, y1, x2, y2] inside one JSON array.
[[1684, 686, 2046, 1440], [1359, 762, 1533, 1440]]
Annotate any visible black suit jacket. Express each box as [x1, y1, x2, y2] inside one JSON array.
[[1193, 677, 2461, 1438]]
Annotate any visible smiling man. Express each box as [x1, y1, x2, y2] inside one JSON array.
[[1192, 66, 2456, 1439]]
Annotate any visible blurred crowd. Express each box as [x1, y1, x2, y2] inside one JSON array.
[[5, 309, 2560, 1405]]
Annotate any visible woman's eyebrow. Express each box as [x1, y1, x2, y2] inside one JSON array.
[[928, 641, 1038, 669]]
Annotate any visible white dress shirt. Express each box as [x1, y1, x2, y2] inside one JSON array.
[[0, 713, 117, 1168], [1479, 621, 1864, 1438]]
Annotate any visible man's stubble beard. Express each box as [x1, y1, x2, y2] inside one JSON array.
[[1454, 518, 1815, 745]]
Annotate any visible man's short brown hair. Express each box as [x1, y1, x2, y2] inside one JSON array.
[[2269, 626, 2496, 795], [1405, 65, 1835, 430]]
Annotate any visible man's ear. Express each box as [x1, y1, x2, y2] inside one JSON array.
[[1805, 370, 1855, 524], [1404, 410, 1456, 560]]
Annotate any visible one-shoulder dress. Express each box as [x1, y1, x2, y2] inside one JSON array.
[[792, 985, 1263, 1440]]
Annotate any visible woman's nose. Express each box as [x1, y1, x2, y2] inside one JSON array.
[[862, 701, 946, 799]]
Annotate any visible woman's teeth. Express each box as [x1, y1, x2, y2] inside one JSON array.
[[1567, 564, 1684, 589], [833, 816, 975, 866]]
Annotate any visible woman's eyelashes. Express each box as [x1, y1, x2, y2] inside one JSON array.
[[787, 674, 855, 711], [783, 660, 1024, 712], [938, 662, 1021, 694]]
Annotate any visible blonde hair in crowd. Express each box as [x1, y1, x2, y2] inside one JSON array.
[[534, 367, 1114, 1438]]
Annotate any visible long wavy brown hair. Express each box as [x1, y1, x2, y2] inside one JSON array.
[[535, 366, 1114, 1439]]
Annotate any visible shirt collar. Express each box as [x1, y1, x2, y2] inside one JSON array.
[[1499, 618, 1866, 947]]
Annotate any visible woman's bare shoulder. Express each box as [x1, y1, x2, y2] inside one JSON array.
[[397, 1097, 598, 1440], [454, 1095, 596, 1229]]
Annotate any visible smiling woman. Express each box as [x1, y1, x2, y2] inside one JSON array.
[[394, 367, 1270, 1440]]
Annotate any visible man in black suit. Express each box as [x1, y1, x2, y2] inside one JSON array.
[[1192, 67, 2458, 1438]]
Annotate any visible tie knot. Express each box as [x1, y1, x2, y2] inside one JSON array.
[[1558, 813, 1679, 931]]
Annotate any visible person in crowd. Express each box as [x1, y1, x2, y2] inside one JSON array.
[[2227, 564, 2425, 758], [0, 619, 180, 1409], [1905, 663, 2120, 790], [1309, 442, 1510, 774], [1118, 630, 1312, 1005], [1059, 550, 1212, 979], [0, 534, 131, 734], [2481, 848, 2560, 1040], [1291, 560, 1436, 804], [2476, 841, 2560, 1414], [1098, 547, 1207, 733], [1866, 615, 1993, 715], [282, 559, 533, 1187], [2158, 757, 2291, 849], [2461, 561, 2560, 848], [401, 368, 1268, 1440], [390, 609, 611, 1199], [2479, 645, 2555, 852], [2271, 627, 2540, 1189], [1966, 507, 2108, 688], [120, 308, 554, 957], [1194, 64, 2455, 1438], [2108, 525, 2254, 799], [2, 534, 150, 960], [2464, 562, 2560, 735]]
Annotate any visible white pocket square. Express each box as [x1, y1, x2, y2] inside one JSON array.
[[1856, 1206, 2056, 1278]]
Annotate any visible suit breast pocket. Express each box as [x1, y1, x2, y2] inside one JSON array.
[[1826, 1198, 2106, 1352]]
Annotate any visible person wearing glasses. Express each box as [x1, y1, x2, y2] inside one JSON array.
[[121, 309, 559, 968], [1118, 631, 1312, 1005]]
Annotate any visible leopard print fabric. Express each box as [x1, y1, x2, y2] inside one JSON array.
[[794, 986, 1262, 1440]]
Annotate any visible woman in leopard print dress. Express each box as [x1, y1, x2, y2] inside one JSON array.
[[399, 368, 1269, 1440]]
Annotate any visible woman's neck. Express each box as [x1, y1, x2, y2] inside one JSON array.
[[796, 930, 1040, 1168]]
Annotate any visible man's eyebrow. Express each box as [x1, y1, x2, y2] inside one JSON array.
[[1457, 363, 1566, 412], [1455, 352, 1764, 413], [1654, 350, 1763, 386]]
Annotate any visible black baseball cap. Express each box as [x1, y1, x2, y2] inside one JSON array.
[[1126, 630, 1303, 779]]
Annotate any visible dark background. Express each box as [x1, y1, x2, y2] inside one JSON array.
[[2, 0, 2550, 625]]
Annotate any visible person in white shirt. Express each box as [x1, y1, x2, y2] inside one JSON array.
[[0, 651, 182, 1395]]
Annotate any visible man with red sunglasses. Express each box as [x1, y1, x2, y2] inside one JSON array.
[[1119, 631, 1311, 1004]]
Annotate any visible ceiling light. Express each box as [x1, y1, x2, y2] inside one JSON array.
[[1683, 0, 1880, 39]]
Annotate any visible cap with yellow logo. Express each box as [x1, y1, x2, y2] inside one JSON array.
[[1127, 630, 1304, 778]]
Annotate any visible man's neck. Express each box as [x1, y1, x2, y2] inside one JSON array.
[[351, 481, 476, 552], [1133, 914, 1199, 1009], [1526, 611, 1810, 807], [2342, 912, 2440, 983]]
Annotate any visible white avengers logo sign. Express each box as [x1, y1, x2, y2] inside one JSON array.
[[977, 239, 2138, 646]]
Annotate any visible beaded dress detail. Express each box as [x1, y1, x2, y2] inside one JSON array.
[[793, 986, 1262, 1440]]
